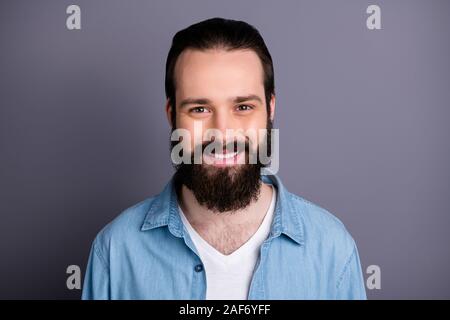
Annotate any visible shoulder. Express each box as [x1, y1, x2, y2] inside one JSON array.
[[286, 191, 357, 257], [91, 196, 157, 255]]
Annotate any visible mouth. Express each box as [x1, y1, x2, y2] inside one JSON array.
[[203, 149, 244, 166], [212, 151, 239, 159]]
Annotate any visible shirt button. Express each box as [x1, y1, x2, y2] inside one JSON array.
[[194, 264, 204, 272]]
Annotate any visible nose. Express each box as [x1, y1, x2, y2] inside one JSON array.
[[210, 108, 232, 135], [209, 112, 247, 149]]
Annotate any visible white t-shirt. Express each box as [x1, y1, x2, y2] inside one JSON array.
[[178, 185, 276, 300]]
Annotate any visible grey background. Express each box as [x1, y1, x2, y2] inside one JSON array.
[[0, 0, 449, 299]]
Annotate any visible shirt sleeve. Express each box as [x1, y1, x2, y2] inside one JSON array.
[[81, 239, 110, 300], [335, 243, 367, 300]]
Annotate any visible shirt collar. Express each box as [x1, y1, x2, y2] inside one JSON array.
[[141, 174, 304, 246]]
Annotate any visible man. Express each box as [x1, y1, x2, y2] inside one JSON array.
[[82, 17, 366, 300]]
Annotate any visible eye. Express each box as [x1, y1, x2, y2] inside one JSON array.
[[236, 104, 253, 112], [189, 106, 209, 113]]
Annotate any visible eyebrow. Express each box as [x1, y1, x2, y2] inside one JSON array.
[[179, 94, 263, 109]]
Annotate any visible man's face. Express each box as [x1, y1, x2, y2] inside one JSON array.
[[167, 48, 275, 213], [172, 48, 273, 157]]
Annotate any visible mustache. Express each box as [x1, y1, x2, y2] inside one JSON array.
[[195, 138, 251, 154]]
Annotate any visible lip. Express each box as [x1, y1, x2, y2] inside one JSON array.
[[202, 150, 244, 166], [212, 151, 238, 159]]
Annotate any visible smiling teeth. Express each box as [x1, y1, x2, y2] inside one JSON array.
[[213, 151, 238, 159]]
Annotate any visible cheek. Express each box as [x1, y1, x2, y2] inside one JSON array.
[[175, 115, 202, 151], [176, 114, 192, 130], [247, 114, 270, 149], [243, 111, 269, 134]]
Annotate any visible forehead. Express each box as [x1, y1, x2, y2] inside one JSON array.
[[174, 48, 265, 99]]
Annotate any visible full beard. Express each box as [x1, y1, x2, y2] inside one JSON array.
[[171, 122, 272, 214], [174, 159, 262, 213]]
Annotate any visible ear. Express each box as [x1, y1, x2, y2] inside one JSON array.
[[165, 98, 173, 128], [269, 94, 276, 122]]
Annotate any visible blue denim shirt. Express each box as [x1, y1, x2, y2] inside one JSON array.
[[82, 174, 366, 300]]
